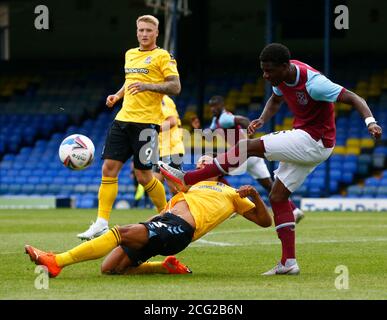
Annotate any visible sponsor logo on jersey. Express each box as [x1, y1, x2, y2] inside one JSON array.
[[124, 68, 149, 74], [296, 91, 308, 105]]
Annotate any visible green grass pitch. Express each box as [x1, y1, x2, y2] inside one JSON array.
[[0, 209, 386, 300]]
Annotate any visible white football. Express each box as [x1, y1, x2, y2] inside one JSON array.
[[59, 134, 95, 170]]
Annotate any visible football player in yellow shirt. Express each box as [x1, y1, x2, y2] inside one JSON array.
[[25, 155, 272, 277], [153, 95, 185, 195], [77, 15, 181, 240]]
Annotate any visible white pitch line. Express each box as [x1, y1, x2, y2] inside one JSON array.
[[191, 237, 387, 247], [195, 239, 235, 246]]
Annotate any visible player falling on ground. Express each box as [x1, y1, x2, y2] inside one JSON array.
[[153, 95, 185, 195], [159, 43, 382, 275], [77, 15, 181, 240], [25, 155, 272, 277], [207, 95, 304, 223]]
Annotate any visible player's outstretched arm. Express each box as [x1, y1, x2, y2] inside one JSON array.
[[236, 185, 272, 227], [338, 90, 382, 140], [247, 94, 283, 135], [127, 76, 181, 96]]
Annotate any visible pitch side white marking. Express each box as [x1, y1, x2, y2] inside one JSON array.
[[195, 239, 234, 246], [191, 237, 387, 247]]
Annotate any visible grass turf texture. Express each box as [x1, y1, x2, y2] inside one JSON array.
[[0, 209, 386, 300]]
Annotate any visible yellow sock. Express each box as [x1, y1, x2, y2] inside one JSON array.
[[144, 176, 167, 213], [55, 228, 121, 267], [124, 261, 168, 274], [97, 176, 118, 221]]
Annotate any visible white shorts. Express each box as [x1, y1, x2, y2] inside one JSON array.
[[261, 129, 334, 192], [229, 157, 271, 179]]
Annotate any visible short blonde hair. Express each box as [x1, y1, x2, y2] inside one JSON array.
[[136, 15, 159, 28]]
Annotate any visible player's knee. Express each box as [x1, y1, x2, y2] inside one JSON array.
[[102, 161, 120, 177], [100, 258, 120, 275], [246, 139, 265, 157], [135, 170, 152, 186], [101, 264, 125, 275], [100, 262, 113, 275]]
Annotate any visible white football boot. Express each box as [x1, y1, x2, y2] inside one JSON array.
[[262, 259, 300, 276], [77, 218, 109, 240], [293, 208, 305, 224], [158, 161, 190, 192]]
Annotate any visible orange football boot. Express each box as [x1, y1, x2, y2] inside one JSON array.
[[162, 256, 192, 274], [25, 245, 62, 278]]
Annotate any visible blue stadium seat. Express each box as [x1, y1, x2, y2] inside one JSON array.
[[376, 186, 387, 198], [60, 185, 75, 193], [52, 176, 67, 185], [380, 178, 387, 187], [40, 176, 53, 184], [347, 185, 363, 197], [308, 187, 322, 197], [20, 184, 35, 195], [47, 184, 61, 193], [27, 176, 40, 184], [35, 184, 48, 194], [0, 184, 9, 194], [86, 184, 100, 193], [341, 172, 354, 184], [0, 161, 13, 170], [293, 184, 308, 196], [365, 177, 380, 187], [14, 176, 28, 184], [74, 185, 88, 193], [309, 177, 325, 188], [342, 161, 357, 173]]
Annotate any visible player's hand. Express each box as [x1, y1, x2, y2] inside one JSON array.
[[236, 185, 259, 198], [106, 94, 120, 108], [368, 123, 382, 140], [247, 118, 264, 135], [127, 82, 149, 95]]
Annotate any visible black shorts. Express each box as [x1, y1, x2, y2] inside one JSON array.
[[153, 153, 184, 173], [121, 212, 194, 266], [102, 120, 160, 170]]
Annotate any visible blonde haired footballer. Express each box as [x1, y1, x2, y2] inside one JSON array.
[[25, 155, 271, 277], [77, 15, 181, 240], [154, 95, 185, 195]]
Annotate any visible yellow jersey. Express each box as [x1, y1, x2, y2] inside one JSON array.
[[115, 47, 179, 125], [159, 96, 185, 157], [166, 181, 255, 241]]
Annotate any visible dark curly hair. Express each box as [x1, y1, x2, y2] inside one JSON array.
[[259, 43, 291, 66]]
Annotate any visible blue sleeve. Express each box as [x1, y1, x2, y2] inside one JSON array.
[[209, 117, 217, 130], [218, 113, 235, 128], [306, 70, 344, 102], [272, 86, 283, 96]]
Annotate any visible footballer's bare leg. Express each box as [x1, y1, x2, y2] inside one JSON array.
[[77, 159, 123, 240], [101, 224, 148, 274]]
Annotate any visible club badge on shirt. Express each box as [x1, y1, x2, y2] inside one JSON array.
[[296, 91, 308, 106]]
